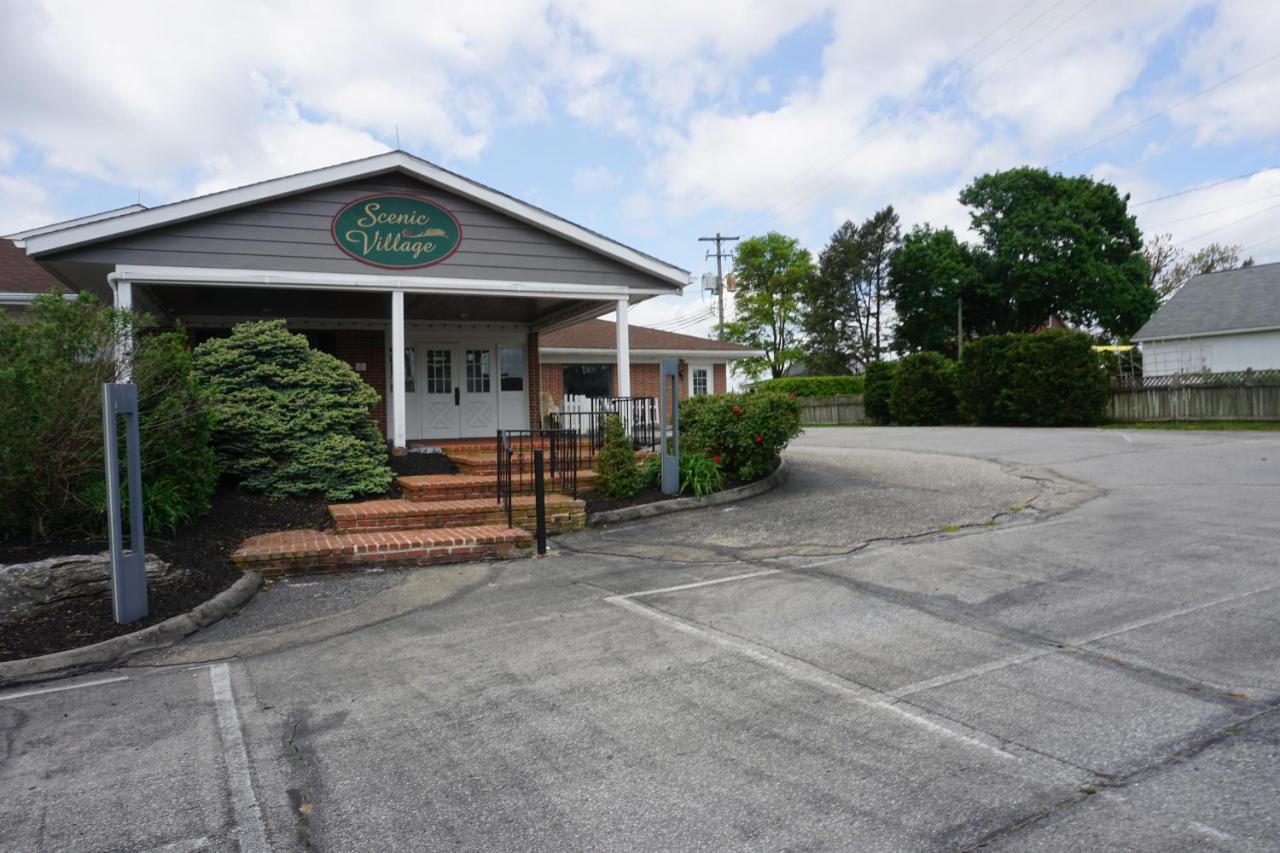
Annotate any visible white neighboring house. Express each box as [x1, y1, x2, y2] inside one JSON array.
[[1132, 262, 1280, 376]]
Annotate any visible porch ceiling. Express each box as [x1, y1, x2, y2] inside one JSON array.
[[142, 283, 601, 326]]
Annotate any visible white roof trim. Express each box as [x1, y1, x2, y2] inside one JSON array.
[[6, 204, 147, 242], [0, 292, 78, 305], [1133, 324, 1280, 343], [110, 264, 672, 301], [21, 152, 689, 288], [541, 345, 762, 360]]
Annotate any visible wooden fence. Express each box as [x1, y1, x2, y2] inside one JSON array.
[[797, 394, 868, 425], [1107, 380, 1280, 422]]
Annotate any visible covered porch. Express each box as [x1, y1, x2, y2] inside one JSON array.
[[104, 264, 645, 450]]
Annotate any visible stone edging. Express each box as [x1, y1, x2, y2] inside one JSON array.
[[586, 457, 789, 527], [0, 572, 262, 687]]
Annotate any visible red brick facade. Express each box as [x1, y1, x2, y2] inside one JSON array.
[[334, 329, 388, 437], [527, 331, 541, 430], [539, 358, 730, 404]]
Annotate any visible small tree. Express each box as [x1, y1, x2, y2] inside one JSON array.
[[193, 320, 391, 500], [595, 413, 639, 498], [0, 292, 217, 537], [722, 232, 813, 380]]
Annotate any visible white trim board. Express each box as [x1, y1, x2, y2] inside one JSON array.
[[109, 265, 672, 300], [1134, 325, 1280, 343], [541, 347, 760, 361], [21, 152, 688, 288]]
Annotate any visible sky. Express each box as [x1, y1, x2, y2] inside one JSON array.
[[2, 0, 1279, 342]]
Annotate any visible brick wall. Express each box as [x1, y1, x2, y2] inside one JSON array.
[[334, 329, 387, 437], [542, 358, 718, 402], [713, 363, 727, 394]]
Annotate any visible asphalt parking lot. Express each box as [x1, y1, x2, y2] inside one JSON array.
[[2, 427, 1278, 851]]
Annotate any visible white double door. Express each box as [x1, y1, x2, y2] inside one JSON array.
[[401, 338, 527, 440]]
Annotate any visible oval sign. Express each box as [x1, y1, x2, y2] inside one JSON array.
[[330, 193, 462, 269]]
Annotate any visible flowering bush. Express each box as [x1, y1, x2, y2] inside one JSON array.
[[679, 391, 801, 481]]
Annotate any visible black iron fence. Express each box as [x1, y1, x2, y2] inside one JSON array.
[[547, 396, 658, 465], [496, 428, 581, 527]]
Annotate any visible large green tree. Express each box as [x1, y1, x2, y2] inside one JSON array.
[[959, 167, 1156, 336], [887, 225, 989, 355], [723, 232, 813, 379], [889, 167, 1159, 350]]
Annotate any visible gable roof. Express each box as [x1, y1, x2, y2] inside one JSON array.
[[0, 239, 67, 294], [1133, 262, 1280, 341], [540, 319, 760, 358], [15, 152, 688, 290]]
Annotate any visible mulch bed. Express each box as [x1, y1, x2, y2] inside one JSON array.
[[0, 481, 330, 662], [580, 477, 751, 515], [388, 451, 456, 478]]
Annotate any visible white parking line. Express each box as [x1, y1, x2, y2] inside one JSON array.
[[607, 595, 1018, 761], [209, 663, 270, 853], [142, 836, 212, 853], [613, 569, 781, 600], [0, 675, 129, 702]]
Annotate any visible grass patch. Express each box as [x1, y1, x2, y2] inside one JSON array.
[[1100, 421, 1280, 432], [940, 524, 960, 533]]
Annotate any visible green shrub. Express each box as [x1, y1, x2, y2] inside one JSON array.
[[957, 330, 1108, 426], [754, 375, 864, 397], [595, 413, 640, 498], [0, 292, 217, 538], [863, 361, 897, 424], [679, 451, 725, 497], [890, 352, 958, 425], [680, 391, 801, 481], [193, 320, 391, 500], [956, 334, 1020, 424], [639, 454, 661, 490]]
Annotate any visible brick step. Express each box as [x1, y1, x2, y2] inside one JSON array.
[[397, 470, 600, 502], [330, 495, 586, 534], [231, 525, 533, 577], [449, 449, 656, 475]]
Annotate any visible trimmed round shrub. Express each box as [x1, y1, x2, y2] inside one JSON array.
[[754, 375, 864, 397], [957, 330, 1108, 426], [193, 320, 392, 500], [679, 391, 801, 482], [595, 413, 639, 498], [862, 361, 897, 424], [890, 352, 958, 425], [0, 292, 217, 538]]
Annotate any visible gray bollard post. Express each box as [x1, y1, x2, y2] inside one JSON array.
[[658, 358, 680, 495], [102, 383, 148, 624]]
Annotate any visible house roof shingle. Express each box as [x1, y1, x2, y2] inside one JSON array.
[[540, 319, 757, 355], [0, 239, 66, 294], [1133, 262, 1280, 341]]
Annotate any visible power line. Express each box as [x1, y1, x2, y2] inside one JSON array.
[[715, 0, 1060, 234], [1178, 200, 1280, 245], [1144, 190, 1280, 229], [756, 0, 1095, 228], [698, 232, 739, 339], [1132, 165, 1280, 208], [1048, 50, 1280, 168]]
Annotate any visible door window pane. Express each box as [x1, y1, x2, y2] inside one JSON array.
[[499, 347, 525, 392], [692, 367, 709, 396], [426, 349, 451, 394], [404, 346, 416, 393], [466, 349, 491, 393]]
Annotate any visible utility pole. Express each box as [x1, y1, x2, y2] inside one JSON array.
[[699, 232, 739, 340]]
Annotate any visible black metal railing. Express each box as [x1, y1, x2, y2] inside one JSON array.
[[496, 428, 581, 527], [548, 396, 658, 466]]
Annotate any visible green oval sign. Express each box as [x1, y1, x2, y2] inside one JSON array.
[[331, 193, 462, 269]]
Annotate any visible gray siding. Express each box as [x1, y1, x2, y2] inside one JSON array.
[[52, 172, 663, 288]]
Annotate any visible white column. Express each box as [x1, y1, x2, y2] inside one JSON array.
[[114, 278, 133, 382], [615, 298, 631, 398], [390, 290, 407, 451]]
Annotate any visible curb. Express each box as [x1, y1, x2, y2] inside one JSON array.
[[0, 572, 262, 687], [586, 457, 790, 527]]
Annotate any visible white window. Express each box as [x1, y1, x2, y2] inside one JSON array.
[[465, 349, 491, 393], [403, 346, 416, 393], [499, 347, 525, 391], [426, 349, 451, 394], [690, 365, 710, 396]]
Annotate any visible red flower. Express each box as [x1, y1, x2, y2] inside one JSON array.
[[712, 454, 722, 464], [754, 434, 763, 444], [731, 405, 741, 415]]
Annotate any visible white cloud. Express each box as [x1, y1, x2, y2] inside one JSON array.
[[571, 165, 619, 192], [0, 173, 59, 234]]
